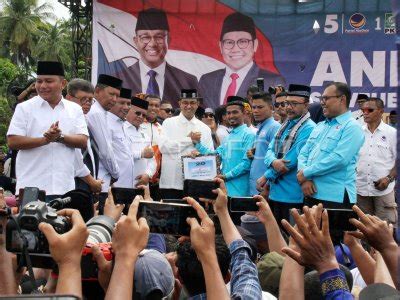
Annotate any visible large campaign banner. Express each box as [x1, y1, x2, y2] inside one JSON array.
[[92, 0, 397, 110]]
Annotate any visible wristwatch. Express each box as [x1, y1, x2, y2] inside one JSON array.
[[386, 175, 395, 183], [56, 134, 65, 144]]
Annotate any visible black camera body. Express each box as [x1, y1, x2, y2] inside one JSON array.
[[6, 201, 71, 259]]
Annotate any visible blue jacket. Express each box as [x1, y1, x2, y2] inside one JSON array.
[[264, 118, 316, 203], [196, 124, 256, 196], [249, 117, 280, 196], [298, 111, 364, 203]]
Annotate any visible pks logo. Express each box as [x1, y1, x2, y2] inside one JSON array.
[[349, 13, 366, 29]]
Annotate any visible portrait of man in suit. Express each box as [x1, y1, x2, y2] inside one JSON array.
[[115, 8, 198, 107], [199, 12, 285, 109]]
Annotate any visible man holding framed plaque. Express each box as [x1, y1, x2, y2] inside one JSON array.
[[159, 89, 214, 199], [191, 96, 256, 196]]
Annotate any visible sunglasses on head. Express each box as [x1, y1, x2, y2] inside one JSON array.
[[274, 102, 286, 108]]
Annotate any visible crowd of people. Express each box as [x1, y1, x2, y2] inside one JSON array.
[[0, 57, 398, 300]]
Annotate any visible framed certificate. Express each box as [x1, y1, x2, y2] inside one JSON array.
[[181, 154, 220, 180]]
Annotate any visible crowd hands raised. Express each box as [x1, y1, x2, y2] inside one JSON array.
[[0, 180, 398, 300]]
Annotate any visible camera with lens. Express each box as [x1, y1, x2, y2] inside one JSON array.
[[268, 85, 285, 95], [6, 200, 71, 268]]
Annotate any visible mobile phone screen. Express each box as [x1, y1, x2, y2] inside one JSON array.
[[327, 209, 358, 232], [111, 187, 144, 205], [229, 197, 258, 212], [183, 180, 218, 200], [137, 201, 198, 236]]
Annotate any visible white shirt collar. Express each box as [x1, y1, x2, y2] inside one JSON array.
[[363, 121, 385, 133], [178, 112, 196, 124], [139, 60, 166, 80], [225, 61, 254, 79], [38, 95, 66, 108]]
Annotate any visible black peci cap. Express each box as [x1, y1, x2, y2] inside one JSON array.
[[180, 89, 200, 99], [135, 8, 169, 31], [220, 12, 256, 40], [37, 61, 65, 76], [97, 74, 123, 90], [131, 96, 149, 110], [356, 93, 369, 102], [287, 84, 311, 98], [119, 87, 132, 99]]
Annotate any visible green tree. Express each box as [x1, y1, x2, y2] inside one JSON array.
[[0, 0, 54, 67], [33, 20, 72, 67], [0, 58, 19, 95], [0, 96, 13, 152]]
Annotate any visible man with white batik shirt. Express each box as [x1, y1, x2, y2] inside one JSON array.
[[125, 97, 156, 187]]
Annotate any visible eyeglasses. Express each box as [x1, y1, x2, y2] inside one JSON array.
[[138, 34, 167, 44], [222, 38, 253, 50], [203, 113, 214, 118], [274, 102, 286, 108], [134, 111, 146, 117], [361, 108, 377, 113], [284, 101, 306, 107], [317, 95, 342, 103], [74, 96, 94, 105], [161, 108, 173, 114]]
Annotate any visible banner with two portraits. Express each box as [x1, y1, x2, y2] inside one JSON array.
[[92, 0, 398, 111]]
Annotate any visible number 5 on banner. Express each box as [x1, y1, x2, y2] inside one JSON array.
[[324, 14, 339, 34]]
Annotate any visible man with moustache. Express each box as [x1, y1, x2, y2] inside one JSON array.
[[115, 8, 198, 107], [125, 97, 156, 188], [192, 96, 256, 197], [262, 85, 316, 223], [273, 91, 288, 124], [356, 97, 397, 226], [105, 88, 136, 190], [297, 82, 364, 208], [199, 12, 285, 109], [87, 74, 122, 197]]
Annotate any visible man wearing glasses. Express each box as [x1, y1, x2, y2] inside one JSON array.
[[297, 82, 365, 208], [158, 101, 174, 124], [159, 89, 214, 199], [66, 79, 103, 193], [124, 97, 156, 188], [115, 8, 198, 107], [199, 12, 285, 109], [274, 91, 288, 124], [261, 85, 315, 224]]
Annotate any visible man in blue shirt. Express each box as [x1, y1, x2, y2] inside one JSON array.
[[261, 84, 316, 223], [191, 96, 256, 197], [297, 82, 365, 208], [248, 92, 280, 196]]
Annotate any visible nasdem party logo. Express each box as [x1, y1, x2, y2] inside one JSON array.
[[349, 13, 366, 29], [345, 13, 369, 34]]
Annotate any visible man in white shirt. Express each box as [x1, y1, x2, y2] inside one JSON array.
[[87, 74, 122, 199], [352, 93, 368, 126], [66, 78, 103, 194], [105, 88, 134, 191], [159, 89, 214, 199], [356, 97, 397, 226], [141, 94, 163, 200], [7, 61, 88, 201], [125, 97, 156, 187]]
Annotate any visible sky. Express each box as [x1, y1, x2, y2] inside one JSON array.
[[40, 0, 71, 21]]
